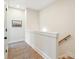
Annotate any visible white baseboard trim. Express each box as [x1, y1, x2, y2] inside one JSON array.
[[8, 40, 25, 44], [25, 41, 51, 59]]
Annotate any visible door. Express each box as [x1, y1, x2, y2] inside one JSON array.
[[4, 2, 8, 59]]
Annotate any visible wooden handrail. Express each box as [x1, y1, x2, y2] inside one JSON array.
[[59, 34, 71, 45]]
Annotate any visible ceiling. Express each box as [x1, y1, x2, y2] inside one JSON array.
[[6, 0, 56, 10]]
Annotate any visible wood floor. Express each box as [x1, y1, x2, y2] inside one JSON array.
[[8, 41, 44, 59]]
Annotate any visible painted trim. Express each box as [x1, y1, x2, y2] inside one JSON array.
[[8, 40, 25, 44], [25, 41, 51, 59]]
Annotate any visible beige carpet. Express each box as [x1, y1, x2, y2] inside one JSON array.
[[8, 41, 43, 59]]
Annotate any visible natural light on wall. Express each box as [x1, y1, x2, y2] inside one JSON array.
[[41, 27, 48, 32], [16, 4, 20, 8]]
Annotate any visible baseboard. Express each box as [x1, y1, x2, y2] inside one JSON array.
[[25, 41, 51, 59], [8, 40, 25, 44], [8, 40, 51, 59]]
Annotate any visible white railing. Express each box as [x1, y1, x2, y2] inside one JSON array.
[[25, 31, 59, 59]]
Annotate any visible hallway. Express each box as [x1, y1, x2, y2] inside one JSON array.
[[4, 0, 75, 59], [8, 41, 43, 59]]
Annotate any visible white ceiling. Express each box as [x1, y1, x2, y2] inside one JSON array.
[[6, 0, 56, 10]]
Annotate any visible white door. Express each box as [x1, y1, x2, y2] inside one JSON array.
[[4, 2, 8, 59]]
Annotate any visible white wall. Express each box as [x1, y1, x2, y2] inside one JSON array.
[[7, 7, 26, 43], [7, 8, 40, 44], [27, 8, 40, 31], [25, 8, 40, 43], [40, 0, 75, 57]]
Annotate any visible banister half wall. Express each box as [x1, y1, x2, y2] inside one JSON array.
[[25, 31, 59, 59]]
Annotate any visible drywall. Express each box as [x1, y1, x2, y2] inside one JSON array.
[[25, 8, 40, 43], [26, 8, 40, 31], [25, 32, 58, 59], [40, 0, 75, 57], [7, 7, 26, 43]]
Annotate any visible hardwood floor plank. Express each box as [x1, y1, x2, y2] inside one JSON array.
[[8, 41, 43, 59]]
